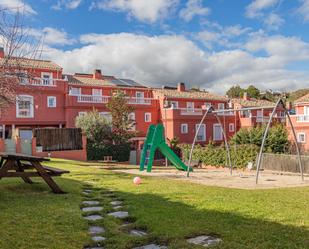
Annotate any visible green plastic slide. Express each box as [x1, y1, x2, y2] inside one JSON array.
[[139, 124, 192, 172]]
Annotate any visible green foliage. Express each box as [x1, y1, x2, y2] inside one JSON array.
[[231, 124, 289, 153], [75, 110, 111, 143], [180, 143, 259, 168], [106, 91, 136, 145], [226, 85, 244, 98], [87, 142, 131, 162], [246, 85, 260, 99]]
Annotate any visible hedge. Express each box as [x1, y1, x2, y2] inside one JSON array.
[[180, 143, 260, 169], [87, 142, 131, 162]]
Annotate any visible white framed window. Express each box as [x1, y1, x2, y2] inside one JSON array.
[[170, 101, 178, 109], [145, 112, 151, 122], [78, 111, 87, 117], [186, 102, 194, 111], [297, 132, 306, 143], [181, 124, 188, 134], [218, 103, 225, 110], [16, 95, 34, 118], [41, 72, 53, 85], [229, 123, 235, 132], [204, 102, 212, 109], [305, 106, 309, 115], [92, 89, 102, 96], [195, 124, 206, 141], [213, 124, 223, 141], [47, 96, 56, 108], [70, 87, 81, 95], [128, 112, 136, 130], [99, 112, 112, 122], [136, 91, 145, 104]]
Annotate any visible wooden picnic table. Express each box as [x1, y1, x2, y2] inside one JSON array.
[[0, 153, 69, 194]]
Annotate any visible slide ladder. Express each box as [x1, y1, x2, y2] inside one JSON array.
[[139, 124, 192, 172]]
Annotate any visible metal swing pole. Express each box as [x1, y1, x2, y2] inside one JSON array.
[[255, 98, 282, 184], [285, 108, 304, 181], [187, 107, 213, 177], [214, 113, 233, 175]]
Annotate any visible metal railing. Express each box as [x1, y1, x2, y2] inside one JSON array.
[[72, 94, 153, 105], [20, 77, 57, 86]]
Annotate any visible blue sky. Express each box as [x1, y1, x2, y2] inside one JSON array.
[[2, 0, 309, 93]]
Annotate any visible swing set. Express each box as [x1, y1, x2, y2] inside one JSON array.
[[187, 98, 304, 184]]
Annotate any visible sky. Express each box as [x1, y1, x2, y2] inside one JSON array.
[[1, 0, 309, 94]]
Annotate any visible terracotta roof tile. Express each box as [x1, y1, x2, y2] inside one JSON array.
[[153, 89, 228, 101], [295, 93, 309, 103], [69, 76, 116, 86], [0, 57, 62, 70], [231, 98, 275, 107]]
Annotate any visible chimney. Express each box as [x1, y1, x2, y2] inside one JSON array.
[[243, 92, 249, 100], [0, 47, 4, 58], [177, 82, 185, 92], [93, 69, 102, 79]]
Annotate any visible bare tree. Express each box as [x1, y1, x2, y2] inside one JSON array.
[[0, 7, 42, 109]]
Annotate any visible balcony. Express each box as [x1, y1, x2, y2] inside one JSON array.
[[68, 94, 153, 106], [20, 77, 57, 87], [295, 115, 309, 122]]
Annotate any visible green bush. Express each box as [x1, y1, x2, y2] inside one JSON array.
[[180, 143, 259, 169], [87, 142, 131, 162]]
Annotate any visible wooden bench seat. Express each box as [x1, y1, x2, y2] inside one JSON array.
[[42, 166, 70, 175]]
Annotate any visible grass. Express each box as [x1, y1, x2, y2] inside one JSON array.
[[0, 159, 308, 249]]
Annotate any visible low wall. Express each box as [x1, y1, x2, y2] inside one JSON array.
[[32, 136, 88, 162], [261, 153, 309, 174], [0, 139, 5, 152]]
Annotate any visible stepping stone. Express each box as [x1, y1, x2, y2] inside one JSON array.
[[113, 205, 122, 210], [108, 211, 129, 219], [83, 189, 93, 192], [82, 201, 100, 206], [82, 191, 91, 195], [130, 229, 147, 237], [84, 215, 103, 221], [82, 206, 103, 212], [187, 235, 222, 247], [89, 226, 105, 235], [92, 236, 106, 242], [110, 201, 122, 206], [133, 244, 167, 249]]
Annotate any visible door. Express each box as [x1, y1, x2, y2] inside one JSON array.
[[19, 130, 33, 155], [256, 110, 263, 122], [213, 124, 223, 141], [92, 89, 102, 102]]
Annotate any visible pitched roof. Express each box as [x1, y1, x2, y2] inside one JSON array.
[[231, 98, 275, 107], [294, 93, 309, 103], [66, 75, 147, 88], [153, 89, 228, 101], [0, 57, 62, 70]]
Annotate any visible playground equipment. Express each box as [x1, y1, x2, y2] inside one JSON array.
[[187, 98, 304, 184], [140, 124, 192, 172]]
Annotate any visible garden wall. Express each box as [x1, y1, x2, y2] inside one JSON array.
[[261, 153, 309, 174]]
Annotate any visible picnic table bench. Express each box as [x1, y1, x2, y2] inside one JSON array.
[[0, 153, 69, 194]]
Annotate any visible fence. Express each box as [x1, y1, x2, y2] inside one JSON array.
[[260, 153, 309, 174]]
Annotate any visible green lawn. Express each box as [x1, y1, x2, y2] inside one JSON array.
[[0, 159, 308, 249]]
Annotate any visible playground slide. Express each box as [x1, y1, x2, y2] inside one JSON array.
[[158, 143, 192, 172]]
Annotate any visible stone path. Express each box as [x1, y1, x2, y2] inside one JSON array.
[[81, 185, 222, 248], [187, 235, 222, 247]]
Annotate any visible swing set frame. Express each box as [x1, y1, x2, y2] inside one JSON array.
[[187, 98, 304, 184]]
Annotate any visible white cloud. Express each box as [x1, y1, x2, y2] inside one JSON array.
[[297, 0, 309, 22], [52, 0, 82, 10], [0, 0, 36, 15], [29, 27, 76, 46], [42, 33, 309, 94], [179, 0, 210, 22], [245, 0, 280, 18], [89, 0, 179, 23], [264, 12, 284, 30]]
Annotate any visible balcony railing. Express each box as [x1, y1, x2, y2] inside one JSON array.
[[295, 115, 309, 122], [72, 94, 153, 105], [20, 77, 57, 87]]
